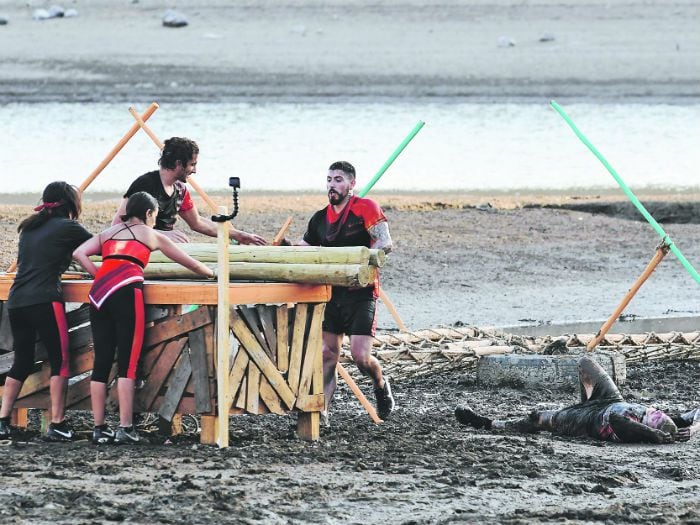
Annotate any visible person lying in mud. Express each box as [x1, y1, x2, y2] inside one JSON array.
[[455, 356, 700, 444]]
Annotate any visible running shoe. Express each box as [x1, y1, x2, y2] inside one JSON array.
[[374, 377, 396, 420], [92, 425, 116, 445], [114, 426, 141, 444], [45, 421, 75, 442], [455, 405, 492, 430], [0, 419, 11, 440]]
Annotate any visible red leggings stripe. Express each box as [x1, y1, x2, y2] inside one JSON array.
[[126, 288, 145, 380], [52, 302, 70, 378]]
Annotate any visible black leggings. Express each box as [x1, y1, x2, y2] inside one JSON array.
[[90, 284, 145, 383], [8, 302, 69, 381]]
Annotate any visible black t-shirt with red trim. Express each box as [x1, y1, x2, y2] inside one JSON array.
[[303, 196, 386, 301], [124, 171, 194, 231]]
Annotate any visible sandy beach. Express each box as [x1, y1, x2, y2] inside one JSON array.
[[1, 2, 700, 524]]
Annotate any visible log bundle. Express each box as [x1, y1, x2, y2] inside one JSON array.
[[90, 245, 385, 287]]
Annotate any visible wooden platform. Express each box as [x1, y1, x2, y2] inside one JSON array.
[[0, 279, 331, 442]]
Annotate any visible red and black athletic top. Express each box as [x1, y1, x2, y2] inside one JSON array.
[[124, 171, 194, 231], [303, 196, 386, 300], [89, 224, 152, 309]]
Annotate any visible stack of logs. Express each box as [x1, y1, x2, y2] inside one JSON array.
[[89, 245, 385, 287]]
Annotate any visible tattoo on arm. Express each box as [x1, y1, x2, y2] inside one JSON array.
[[368, 221, 393, 254]]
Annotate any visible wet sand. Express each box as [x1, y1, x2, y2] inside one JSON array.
[[0, 1, 698, 102]]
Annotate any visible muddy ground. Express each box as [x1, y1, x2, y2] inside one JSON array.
[[1, 194, 700, 524]]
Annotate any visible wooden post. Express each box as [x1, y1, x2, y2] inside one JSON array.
[[10, 408, 28, 429], [587, 245, 669, 351], [215, 206, 230, 448], [128, 107, 219, 214], [336, 363, 383, 424]]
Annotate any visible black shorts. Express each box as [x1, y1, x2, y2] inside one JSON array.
[[323, 299, 377, 336]]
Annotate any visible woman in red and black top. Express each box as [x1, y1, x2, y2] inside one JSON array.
[[0, 182, 92, 442], [74, 191, 213, 444]]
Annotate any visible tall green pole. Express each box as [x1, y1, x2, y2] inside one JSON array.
[[551, 100, 700, 284], [358, 121, 425, 197]]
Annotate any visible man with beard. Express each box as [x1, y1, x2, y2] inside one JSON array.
[[286, 161, 395, 421], [456, 356, 700, 444], [113, 137, 266, 245]]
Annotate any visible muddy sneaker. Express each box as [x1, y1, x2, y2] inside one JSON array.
[[455, 406, 492, 430], [0, 418, 11, 440], [45, 421, 75, 442], [92, 425, 116, 445], [114, 426, 140, 445], [374, 377, 395, 420]]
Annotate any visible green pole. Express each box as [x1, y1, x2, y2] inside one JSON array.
[[358, 121, 425, 197], [551, 100, 700, 284]]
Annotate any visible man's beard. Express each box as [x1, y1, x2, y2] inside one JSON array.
[[328, 190, 346, 205]]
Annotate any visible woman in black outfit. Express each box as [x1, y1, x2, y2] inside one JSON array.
[[0, 182, 91, 441]]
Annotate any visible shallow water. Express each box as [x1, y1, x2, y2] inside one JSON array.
[[4, 101, 699, 195]]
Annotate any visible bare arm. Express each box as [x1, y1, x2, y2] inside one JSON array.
[[368, 220, 393, 254], [178, 206, 267, 245], [152, 231, 215, 278], [73, 235, 103, 276], [112, 199, 128, 226]]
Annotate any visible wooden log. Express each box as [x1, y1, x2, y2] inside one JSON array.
[[144, 307, 212, 348], [142, 262, 375, 287], [245, 363, 261, 414], [158, 352, 193, 422], [230, 310, 296, 410], [259, 377, 285, 415], [135, 337, 187, 412], [276, 305, 289, 373], [146, 244, 373, 266], [297, 304, 325, 398], [188, 327, 212, 413], [287, 304, 308, 395], [271, 217, 293, 246]]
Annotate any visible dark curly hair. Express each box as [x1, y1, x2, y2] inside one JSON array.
[[328, 161, 356, 181], [158, 137, 199, 170]]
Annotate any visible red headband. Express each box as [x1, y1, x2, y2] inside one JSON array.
[[34, 201, 64, 212]]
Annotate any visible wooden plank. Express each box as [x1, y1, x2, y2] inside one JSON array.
[[297, 304, 325, 397], [258, 305, 277, 363], [200, 415, 216, 445], [276, 305, 289, 373], [216, 216, 231, 449], [11, 408, 28, 429], [296, 393, 325, 412], [287, 303, 308, 395], [0, 281, 332, 306], [234, 375, 247, 409], [245, 363, 261, 414], [144, 307, 212, 348], [230, 310, 296, 410], [239, 306, 272, 359], [66, 304, 91, 328], [16, 368, 50, 398], [226, 349, 249, 411], [188, 327, 212, 413], [134, 337, 187, 412], [203, 315, 215, 374], [158, 352, 193, 422], [259, 377, 286, 415], [297, 412, 320, 441]]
